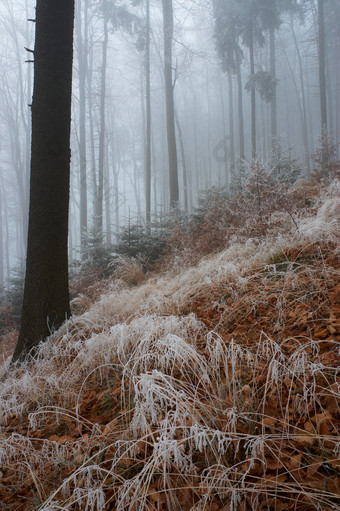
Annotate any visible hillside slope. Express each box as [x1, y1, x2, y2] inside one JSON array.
[[0, 182, 339, 511]]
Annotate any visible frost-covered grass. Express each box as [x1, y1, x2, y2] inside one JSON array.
[[0, 181, 339, 510]]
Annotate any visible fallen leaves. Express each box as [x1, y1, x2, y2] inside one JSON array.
[[0, 241, 339, 510]]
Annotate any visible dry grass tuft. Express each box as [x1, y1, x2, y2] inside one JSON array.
[[0, 180, 339, 510]]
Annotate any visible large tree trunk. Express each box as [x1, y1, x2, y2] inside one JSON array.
[[162, 0, 179, 208], [13, 0, 74, 362]]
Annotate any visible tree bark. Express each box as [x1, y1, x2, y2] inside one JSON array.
[[269, 26, 277, 152], [318, 0, 327, 133], [290, 16, 311, 175], [175, 111, 188, 212], [96, 8, 109, 233], [75, 0, 88, 252], [162, 0, 179, 208], [13, 0, 74, 362], [249, 25, 256, 160], [0, 185, 3, 288], [228, 71, 235, 179], [145, 0, 152, 227], [237, 65, 245, 161]]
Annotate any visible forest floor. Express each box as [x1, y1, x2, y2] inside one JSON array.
[[0, 179, 339, 510]]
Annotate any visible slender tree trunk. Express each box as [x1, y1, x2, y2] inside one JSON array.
[[249, 26, 256, 160], [75, 0, 88, 251], [112, 129, 120, 236], [175, 111, 188, 212], [96, 9, 109, 232], [237, 65, 245, 161], [0, 185, 3, 288], [13, 0, 74, 362], [305, 59, 315, 153], [2, 189, 10, 281], [145, 0, 152, 228], [290, 17, 311, 174], [325, 44, 334, 136], [318, 0, 327, 135], [105, 135, 111, 243], [336, 36, 340, 159], [217, 70, 228, 178], [228, 71, 235, 180], [87, 45, 98, 214], [269, 26, 277, 152], [162, 0, 179, 208]]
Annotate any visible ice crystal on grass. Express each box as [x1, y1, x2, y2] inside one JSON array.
[[0, 184, 339, 510]]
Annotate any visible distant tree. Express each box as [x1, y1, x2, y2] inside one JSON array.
[[162, 0, 179, 208], [212, 0, 267, 160], [145, 0, 152, 226], [317, 0, 328, 167], [135, 0, 152, 226], [212, 0, 245, 160], [256, 0, 299, 151], [12, 0, 75, 362], [93, 0, 142, 236], [75, 0, 89, 253], [317, 0, 327, 133]]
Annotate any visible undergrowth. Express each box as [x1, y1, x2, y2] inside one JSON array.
[[0, 180, 339, 510]]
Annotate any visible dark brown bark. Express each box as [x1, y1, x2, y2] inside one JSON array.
[[13, 0, 74, 362], [162, 0, 179, 208]]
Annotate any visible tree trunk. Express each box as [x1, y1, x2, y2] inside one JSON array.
[[145, 0, 152, 227], [217, 70, 228, 178], [162, 0, 179, 208], [75, 0, 88, 251], [318, 0, 327, 134], [249, 25, 256, 160], [228, 71, 235, 180], [237, 64, 245, 161], [290, 16, 311, 175], [175, 111, 188, 212], [0, 185, 3, 288], [96, 7, 109, 232], [13, 0, 74, 362], [87, 44, 98, 215], [269, 26, 277, 152]]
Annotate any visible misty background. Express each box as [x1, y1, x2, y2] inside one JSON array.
[[0, 0, 339, 288]]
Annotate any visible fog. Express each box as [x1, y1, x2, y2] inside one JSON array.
[[0, 0, 339, 286]]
